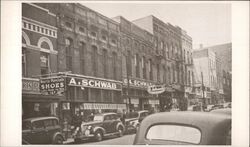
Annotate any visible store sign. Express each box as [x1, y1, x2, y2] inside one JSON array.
[[40, 77, 65, 96], [147, 84, 165, 95], [68, 77, 122, 90], [22, 78, 40, 93], [123, 78, 153, 89], [83, 103, 126, 110]]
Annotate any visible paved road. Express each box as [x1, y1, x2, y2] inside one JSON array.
[[75, 134, 136, 145]]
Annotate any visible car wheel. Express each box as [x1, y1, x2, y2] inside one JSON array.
[[94, 131, 103, 142], [53, 135, 63, 144], [117, 127, 124, 137]]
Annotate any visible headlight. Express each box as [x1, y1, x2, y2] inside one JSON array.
[[87, 126, 92, 130]]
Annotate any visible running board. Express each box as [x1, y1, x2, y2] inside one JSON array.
[[103, 132, 120, 137]]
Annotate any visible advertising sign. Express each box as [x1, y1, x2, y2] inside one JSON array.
[[123, 78, 153, 89], [147, 84, 165, 95], [22, 78, 40, 94], [40, 77, 65, 96], [68, 77, 122, 91]]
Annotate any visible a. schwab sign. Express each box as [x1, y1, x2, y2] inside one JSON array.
[[68, 77, 122, 91]]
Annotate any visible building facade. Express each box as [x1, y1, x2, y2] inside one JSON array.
[[133, 16, 193, 111], [22, 3, 61, 119]]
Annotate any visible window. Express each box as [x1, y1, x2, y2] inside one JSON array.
[[103, 49, 108, 78], [40, 52, 49, 76], [44, 119, 54, 128], [79, 27, 85, 34], [22, 48, 27, 77], [32, 121, 44, 129], [90, 31, 97, 38], [135, 54, 140, 78], [65, 22, 72, 29], [32, 25, 36, 31], [91, 46, 98, 76], [112, 52, 117, 80], [157, 64, 160, 82], [80, 42, 86, 74], [41, 28, 44, 33], [163, 66, 166, 83], [127, 51, 132, 77], [149, 59, 153, 80], [111, 39, 117, 45], [65, 38, 73, 72], [101, 35, 107, 42], [168, 66, 171, 84], [142, 56, 146, 79]]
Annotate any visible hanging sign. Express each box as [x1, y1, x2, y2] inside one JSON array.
[[40, 77, 65, 96], [147, 84, 165, 95]]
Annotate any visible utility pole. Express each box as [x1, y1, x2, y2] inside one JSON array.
[[201, 71, 205, 111]]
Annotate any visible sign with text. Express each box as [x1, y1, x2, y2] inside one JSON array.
[[147, 84, 165, 95], [123, 78, 153, 89], [68, 77, 122, 91], [22, 78, 40, 94], [40, 77, 65, 96]]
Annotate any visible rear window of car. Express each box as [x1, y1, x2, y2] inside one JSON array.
[[146, 124, 201, 144], [126, 112, 139, 119]]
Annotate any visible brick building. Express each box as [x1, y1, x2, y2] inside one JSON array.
[[112, 16, 160, 112], [22, 3, 61, 119]]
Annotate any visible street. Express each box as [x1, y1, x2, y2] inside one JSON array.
[[74, 134, 136, 145]]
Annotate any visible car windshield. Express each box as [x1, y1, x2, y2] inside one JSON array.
[[126, 112, 139, 119], [93, 115, 104, 122], [22, 121, 31, 130]]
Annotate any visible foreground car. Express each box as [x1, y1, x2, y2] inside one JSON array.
[[73, 113, 125, 143], [125, 110, 149, 133], [22, 117, 64, 144], [134, 111, 231, 145]]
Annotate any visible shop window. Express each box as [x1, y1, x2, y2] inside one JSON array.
[[22, 48, 27, 77], [40, 52, 49, 76]]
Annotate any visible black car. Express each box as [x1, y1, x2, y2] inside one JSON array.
[[73, 113, 125, 143], [22, 116, 64, 144], [124, 110, 149, 133]]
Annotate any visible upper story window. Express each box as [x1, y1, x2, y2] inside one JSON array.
[[90, 31, 97, 38], [101, 35, 107, 42], [79, 27, 86, 34], [65, 38, 73, 71], [111, 39, 117, 46], [112, 52, 118, 80], [40, 52, 49, 76], [22, 48, 27, 77], [65, 22, 72, 30]]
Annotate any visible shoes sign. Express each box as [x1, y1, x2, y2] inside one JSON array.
[[147, 84, 166, 95]]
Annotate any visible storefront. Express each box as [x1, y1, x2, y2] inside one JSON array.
[[62, 74, 126, 122], [22, 77, 65, 119], [122, 78, 159, 112]]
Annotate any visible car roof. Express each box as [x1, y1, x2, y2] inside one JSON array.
[[23, 116, 59, 122], [134, 112, 231, 145], [138, 110, 149, 113], [210, 108, 231, 115], [95, 112, 117, 116]]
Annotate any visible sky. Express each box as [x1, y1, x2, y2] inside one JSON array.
[[81, 2, 231, 49]]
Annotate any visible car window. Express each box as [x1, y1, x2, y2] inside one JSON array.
[[93, 115, 104, 122], [32, 120, 44, 129], [146, 125, 201, 144], [140, 112, 148, 117], [22, 121, 31, 130], [126, 112, 139, 119], [44, 119, 54, 128], [104, 115, 111, 121], [52, 119, 59, 125]]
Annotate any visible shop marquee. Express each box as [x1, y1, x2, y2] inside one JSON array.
[[40, 76, 65, 96], [68, 77, 122, 91]]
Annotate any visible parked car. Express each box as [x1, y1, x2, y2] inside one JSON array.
[[22, 116, 65, 144], [211, 104, 224, 110], [133, 111, 231, 145], [223, 102, 231, 108], [210, 108, 231, 115], [73, 113, 125, 143], [124, 110, 149, 133]]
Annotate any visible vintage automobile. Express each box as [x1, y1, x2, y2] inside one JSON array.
[[210, 108, 231, 115], [124, 110, 149, 133], [133, 111, 231, 145], [22, 116, 65, 144], [73, 113, 125, 143]]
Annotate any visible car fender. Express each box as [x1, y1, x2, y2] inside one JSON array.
[[116, 122, 125, 131], [52, 132, 65, 142], [93, 126, 106, 134]]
